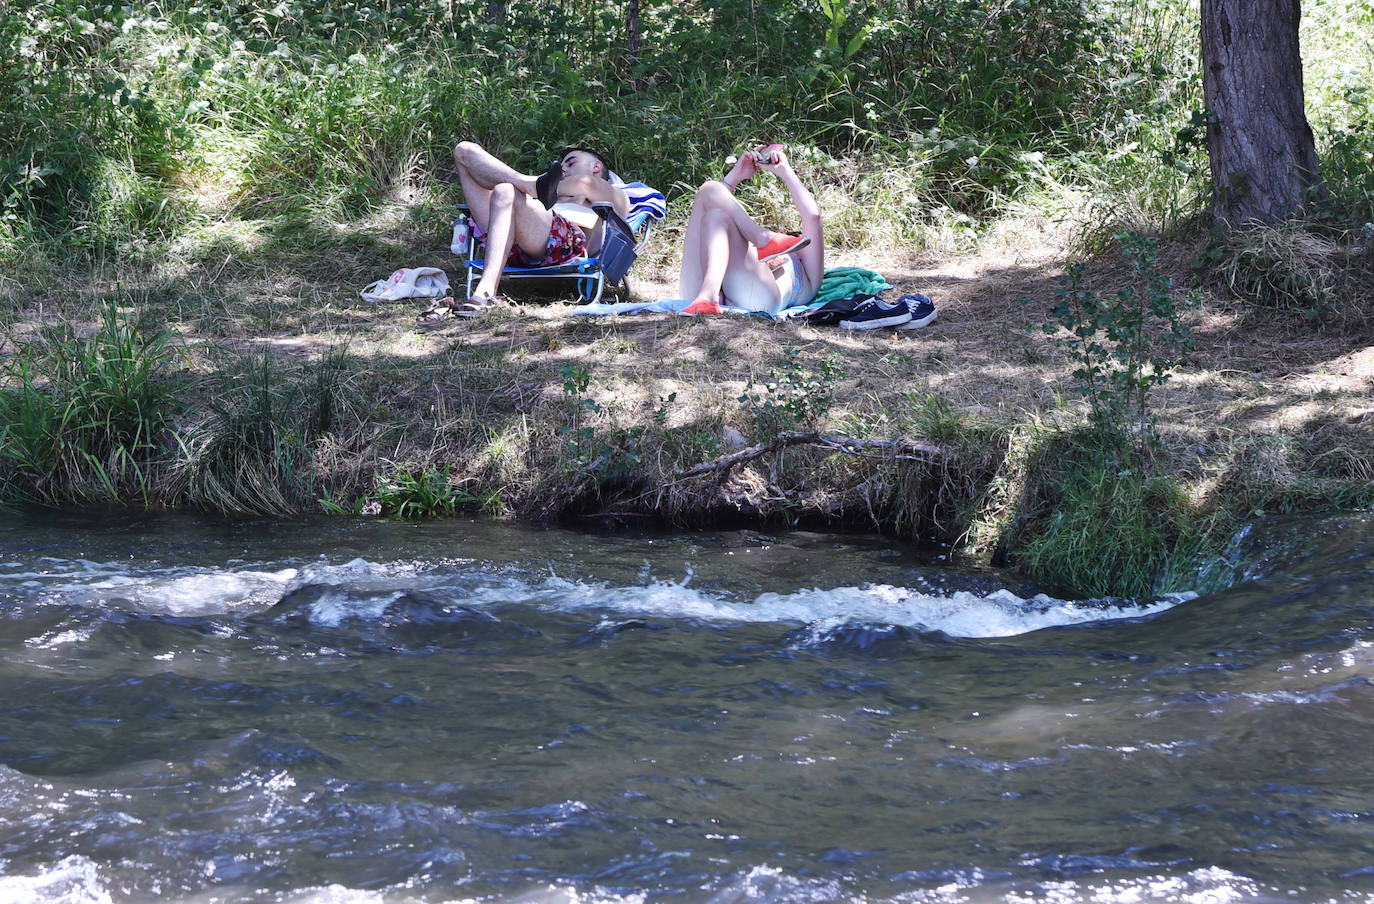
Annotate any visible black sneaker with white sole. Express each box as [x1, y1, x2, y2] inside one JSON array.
[[838, 297, 912, 330], [894, 293, 937, 329]]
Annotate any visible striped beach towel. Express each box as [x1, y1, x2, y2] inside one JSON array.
[[610, 175, 667, 221]]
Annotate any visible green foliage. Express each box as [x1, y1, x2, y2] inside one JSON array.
[[1321, 110, 1374, 224], [817, 0, 871, 61], [739, 348, 845, 442], [0, 0, 195, 256], [1038, 231, 1198, 444], [0, 299, 179, 504], [1013, 439, 1214, 599], [0, 0, 1368, 265], [375, 465, 473, 519], [0, 0, 1243, 261], [1304, 0, 1374, 225]]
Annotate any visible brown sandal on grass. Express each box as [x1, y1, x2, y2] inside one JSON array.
[[453, 294, 506, 317], [415, 296, 456, 327]]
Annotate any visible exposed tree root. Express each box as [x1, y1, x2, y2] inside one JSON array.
[[673, 432, 946, 481]]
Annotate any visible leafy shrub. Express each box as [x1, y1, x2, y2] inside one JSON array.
[[1319, 98, 1374, 224], [1037, 231, 1198, 444], [739, 348, 845, 442]]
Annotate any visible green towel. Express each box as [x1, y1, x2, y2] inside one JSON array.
[[810, 267, 893, 307]]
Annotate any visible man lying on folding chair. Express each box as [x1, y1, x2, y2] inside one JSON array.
[[418, 142, 649, 324]]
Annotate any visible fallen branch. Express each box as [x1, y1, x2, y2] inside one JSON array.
[[675, 432, 945, 480]]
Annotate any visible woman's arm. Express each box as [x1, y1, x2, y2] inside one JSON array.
[[721, 153, 759, 192], [758, 148, 824, 283]]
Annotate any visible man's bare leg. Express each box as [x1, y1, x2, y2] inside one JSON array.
[[471, 182, 556, 300], [453, 141, 537, 234]]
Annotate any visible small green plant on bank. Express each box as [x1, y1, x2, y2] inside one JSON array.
[[323, 464, 474, 519], [559, 363, 601, 468], [657, 392, 723, 465], [557, 363, 643, 481], [739, 349, 846, 442], [1038, 231, 1199, 449], [375, 465, 473, 519]]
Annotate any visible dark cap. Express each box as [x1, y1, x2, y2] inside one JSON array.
[[534, 160, 561, 209]]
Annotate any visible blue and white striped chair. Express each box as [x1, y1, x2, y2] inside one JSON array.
[[455, 178, 666, 305]]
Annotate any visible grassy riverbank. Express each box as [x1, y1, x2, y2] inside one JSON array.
[[4, 213, 1370, 599], [2, 0, 1371, 599]]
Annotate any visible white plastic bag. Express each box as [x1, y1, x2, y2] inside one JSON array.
[[359, 267, 450, 303]]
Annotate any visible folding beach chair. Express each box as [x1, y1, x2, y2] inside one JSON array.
[[454, 181, 666, 305]]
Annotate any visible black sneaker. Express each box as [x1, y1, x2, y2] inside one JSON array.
[[894, 293, 937, 329], [839, 297, 912, 330], [802, 293, 877, 326]]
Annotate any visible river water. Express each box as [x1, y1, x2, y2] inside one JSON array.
[[2, 509, 1374, 903]]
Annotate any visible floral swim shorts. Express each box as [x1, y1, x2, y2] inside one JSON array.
[[506, 212, 587, 267]]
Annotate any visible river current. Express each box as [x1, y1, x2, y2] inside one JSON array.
[[2, 510, 1373, 903]]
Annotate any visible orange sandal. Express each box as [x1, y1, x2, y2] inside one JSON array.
[[756, 233, 810, 263]]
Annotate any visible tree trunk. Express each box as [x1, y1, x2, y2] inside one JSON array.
[[626, 0, 641, 66], [1200, 0, 1326, 227]]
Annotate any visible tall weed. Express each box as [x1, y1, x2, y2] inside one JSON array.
[[0, 300, 179, 504], [174, 354, 314, 515]]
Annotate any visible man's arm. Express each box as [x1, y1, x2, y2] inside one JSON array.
[[556, 174, 630, 219]]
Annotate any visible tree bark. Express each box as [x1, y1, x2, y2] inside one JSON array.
[[626, 0, 641, 65], [1200, 0, 1326, 227]]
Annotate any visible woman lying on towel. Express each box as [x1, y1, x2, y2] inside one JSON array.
[[677, 144, 824, 317]]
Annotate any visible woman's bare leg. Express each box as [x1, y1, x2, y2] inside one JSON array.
[[679, 180, 774, 304]]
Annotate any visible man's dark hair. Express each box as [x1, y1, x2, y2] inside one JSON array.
[[560, 146, 613, 180], [536, 146, 613, 209]]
